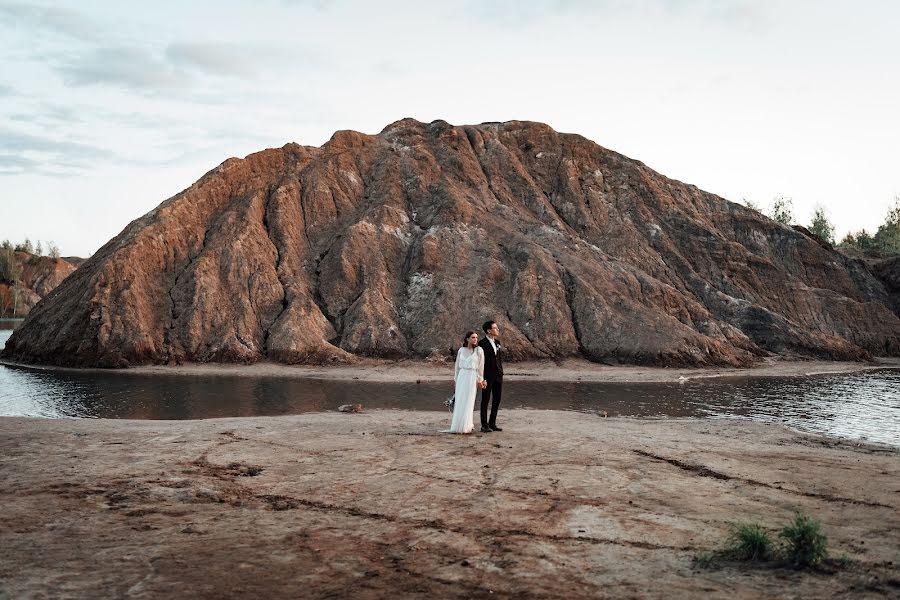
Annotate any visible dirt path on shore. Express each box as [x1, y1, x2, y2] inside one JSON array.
[[4, 355, 900, 383], [0, 411, 897, 599]]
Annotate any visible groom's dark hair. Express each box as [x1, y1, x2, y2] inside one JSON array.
[[482, 320, 496, 333]]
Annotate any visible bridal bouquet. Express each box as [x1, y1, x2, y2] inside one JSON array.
[[444, 394, 455, 412]]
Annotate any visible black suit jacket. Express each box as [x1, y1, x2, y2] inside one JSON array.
[[478, 337, 503, 380]]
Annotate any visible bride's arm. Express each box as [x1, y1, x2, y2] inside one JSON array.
[[454, 347, 461, 381], [477, 347, 485, 383]]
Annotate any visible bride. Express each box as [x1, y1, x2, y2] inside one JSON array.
[[448, 331, 486, 434]]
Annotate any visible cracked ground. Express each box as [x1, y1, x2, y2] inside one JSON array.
[[0, 410, 898, 598]]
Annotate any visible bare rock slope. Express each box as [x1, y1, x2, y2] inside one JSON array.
[[4, 119, 900, 367], [0, 253, 82, 318]]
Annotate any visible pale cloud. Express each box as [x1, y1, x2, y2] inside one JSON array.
[[671, 0, 771, 31], [52, 41, 311, 93], [0, 127, 112, 175], [0, 128, 109, 157], [0, 153, 41, 174], [9, 104, 81, 125], [277, 0, 334, 9], [470, 0, 770, 29], [0, 2, 101, 42], [166, 43, 263, 78], [56, 46, 192, 91], [0, 103, 282, 176], [8, 103, 195, 133], [372, 59, 403, 76]]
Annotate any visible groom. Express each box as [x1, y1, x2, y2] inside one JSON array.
[[478, 320, 504, 433]]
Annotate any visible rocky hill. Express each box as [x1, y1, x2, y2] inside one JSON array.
[[4, 119, 900, 367], [0, 253, 83, 318]]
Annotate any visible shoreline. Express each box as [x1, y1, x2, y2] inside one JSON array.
[[2, 354, 900, 383], [0, 410, 896, 598]]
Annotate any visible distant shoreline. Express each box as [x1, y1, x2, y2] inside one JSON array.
[[3, 355, 900, 383]]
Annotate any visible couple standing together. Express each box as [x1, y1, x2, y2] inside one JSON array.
[[449, 320, 504, 434]]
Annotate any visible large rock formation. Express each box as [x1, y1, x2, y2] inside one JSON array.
[[4, 119, 900, 367], [873, 256, 900, 316], [0, 253, 83, 318]]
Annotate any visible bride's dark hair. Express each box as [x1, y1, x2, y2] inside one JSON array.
[[462, 330, 477, 347]]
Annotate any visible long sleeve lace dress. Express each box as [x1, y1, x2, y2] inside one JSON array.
[[449, 346, 484, 433]]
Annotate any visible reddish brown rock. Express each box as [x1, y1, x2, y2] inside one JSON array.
[[872, 255, 900, 316], [0, 253, 81, 318], [4, 119, 900, 367]]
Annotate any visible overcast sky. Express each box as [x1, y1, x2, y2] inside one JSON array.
[[1, 0, 898, 257]]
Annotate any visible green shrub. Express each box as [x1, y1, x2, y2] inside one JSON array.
[[725, 522, 775, 561], [695, 514, 835, 571], [808, 206, 835, 245], [780, 513, 828, 568], [769, 197, 794, 225]]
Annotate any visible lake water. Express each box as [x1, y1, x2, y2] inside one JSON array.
[[1, 330, 899, 447]]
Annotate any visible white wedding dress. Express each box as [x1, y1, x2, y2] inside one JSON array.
[[448, 346, 484, 434]]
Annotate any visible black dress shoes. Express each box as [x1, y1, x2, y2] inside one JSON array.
[[489, 424, 503, 432], [480, 426, 493, 433]]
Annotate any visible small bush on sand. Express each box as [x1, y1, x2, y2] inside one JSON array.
[[695, 513, 833, 571], [780, 513, 828, 568], [724, 522, 775, 561], [693, 521, 775, 568]]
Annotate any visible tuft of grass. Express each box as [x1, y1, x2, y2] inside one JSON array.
[[693, 521, 775, 568], [831, 554, 851, 568], [692, 550, 718, 569], [780, 513, 828, 568], [695, 513, 836, 571], [724, 522, 775, 561]]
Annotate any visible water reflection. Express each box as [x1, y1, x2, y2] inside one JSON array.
[[0, 365, 443, 420], [1, 330, 898, 447]]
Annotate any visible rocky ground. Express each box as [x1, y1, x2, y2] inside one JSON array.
[[1, 410, 897, 598]]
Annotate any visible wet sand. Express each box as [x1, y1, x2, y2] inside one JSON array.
[[4, 355, 900, 383], [0, 410, 897, 598]]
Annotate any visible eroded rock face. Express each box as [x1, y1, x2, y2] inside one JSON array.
[[0, 253, 81, 318], [872, 256, 900, 316], [4, 119, 900, 367]]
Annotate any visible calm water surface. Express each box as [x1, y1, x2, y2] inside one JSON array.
[[2, 331, 899, 447]]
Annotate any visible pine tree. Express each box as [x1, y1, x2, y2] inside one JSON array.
[[0, 241, 13, 283], [808, 206, 835, 245], [873, 195, 900, 254], [770, 197, 794, 225], [840, 230, 878, 253]]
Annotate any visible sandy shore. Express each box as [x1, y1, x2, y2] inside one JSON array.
[[0, 411, 897, 598], [4, 355, 900, 383]]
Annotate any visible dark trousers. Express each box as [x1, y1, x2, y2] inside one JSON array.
[[480, 377, 502, 427]]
